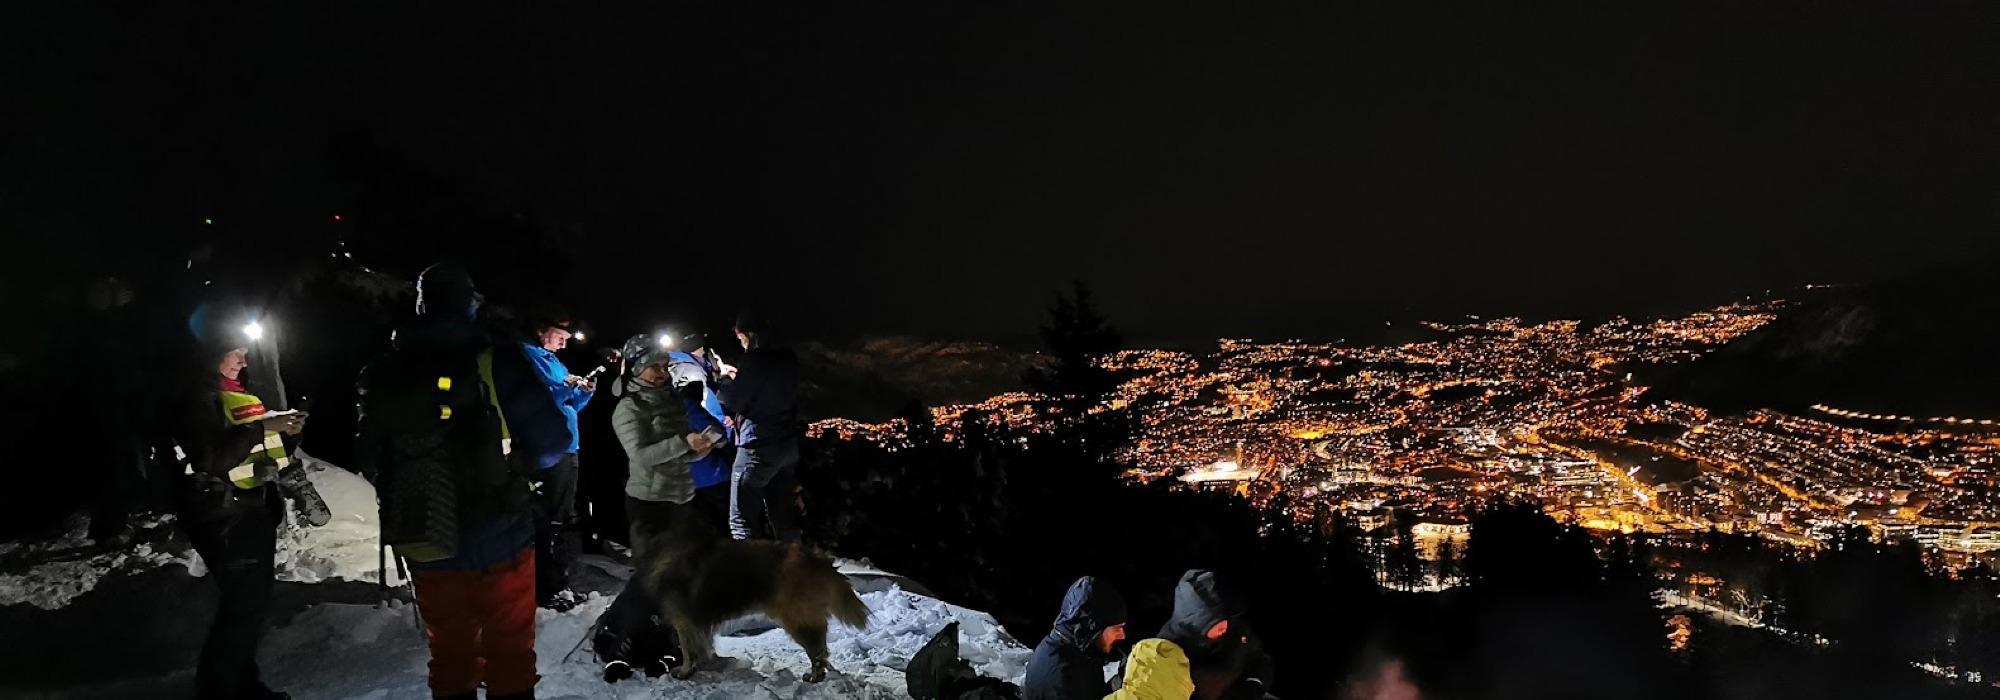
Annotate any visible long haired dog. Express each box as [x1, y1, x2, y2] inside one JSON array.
[[642, 532, 870, 682]]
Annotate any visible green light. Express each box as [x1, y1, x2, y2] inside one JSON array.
[[204, 218, 214, 225]]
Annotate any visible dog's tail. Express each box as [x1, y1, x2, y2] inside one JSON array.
[[833, 582, 870, 629]]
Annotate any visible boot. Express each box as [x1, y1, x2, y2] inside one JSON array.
[[635, 619, 683, 679], [602, 659, 636, 683], [594, 623, 636, 683]]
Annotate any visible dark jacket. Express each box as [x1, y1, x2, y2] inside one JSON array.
[[1024, 576, 1127, 700], [169, 381, 270, 521], [356, 313, 534, 571], [1117, 570, 1274, 700], [717, 346, 799, 446]]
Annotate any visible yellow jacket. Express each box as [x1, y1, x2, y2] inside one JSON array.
[[1105, 639, 1195, 700]]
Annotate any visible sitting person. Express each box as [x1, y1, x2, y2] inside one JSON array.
[[1105, 638, 1195, 700], [1025, 576, 1129, 700], [1112, 570, 1275, 700]]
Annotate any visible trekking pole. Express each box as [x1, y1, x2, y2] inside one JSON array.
[[396, 554, 421, 630], [562, 621, 598, 664], [376, 537, 388, 608]]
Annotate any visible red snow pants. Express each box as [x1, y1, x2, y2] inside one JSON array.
[[411, 548, 539, 697]]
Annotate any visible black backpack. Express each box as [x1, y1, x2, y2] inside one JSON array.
[[357, 341, 521, 563]]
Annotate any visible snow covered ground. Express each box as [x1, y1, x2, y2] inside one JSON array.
[[0, 452, 394, 612], [2, 456, 1028, 698], [263, 584, 1028, 699], [0, 512, 198, 611], [274, 453, 405, 587]]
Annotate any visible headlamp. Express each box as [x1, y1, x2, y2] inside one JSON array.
[[242, 321, 265, 342]]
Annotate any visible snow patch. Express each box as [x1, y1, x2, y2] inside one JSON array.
[[0, 513, 194, 610], [274, 453, 403, 586]]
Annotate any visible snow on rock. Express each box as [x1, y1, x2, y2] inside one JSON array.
[[0, 452, 391, 611], [275, 453, 403, 586], [0, 513, 195, 611], [262, 585, 1031, 699]]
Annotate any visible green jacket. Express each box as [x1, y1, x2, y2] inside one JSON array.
[[612, 377, 702, 503]]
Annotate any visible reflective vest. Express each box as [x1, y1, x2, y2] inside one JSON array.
[[219, 389, 288, 488]]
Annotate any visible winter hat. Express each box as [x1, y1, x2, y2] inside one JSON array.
[[733, 310, 768, 336], [1159, 569, 1248, 655]]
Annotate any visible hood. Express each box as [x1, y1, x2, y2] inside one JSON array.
[[666, 350, 714, 388], [1048, 576, 1127, 654], [1115, 639, 1195, 700], [1158, 570, 1246, 655]]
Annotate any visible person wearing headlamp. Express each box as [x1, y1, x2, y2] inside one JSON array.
[[660, 329, 736, 525], [520, 312, 597, 610], [169, 309, 306, 700], [591, 332, 724, 679]]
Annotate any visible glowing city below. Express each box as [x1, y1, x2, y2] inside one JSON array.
[[812, 298, 2000, 567]]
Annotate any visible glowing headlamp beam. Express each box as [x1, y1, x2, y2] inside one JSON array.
[[242, 321, 265, 342]]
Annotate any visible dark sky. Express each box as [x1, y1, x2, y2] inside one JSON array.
[[7, 2, 1996, 343]]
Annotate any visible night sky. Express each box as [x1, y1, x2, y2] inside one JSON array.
[[7, 2, 1996, 343]]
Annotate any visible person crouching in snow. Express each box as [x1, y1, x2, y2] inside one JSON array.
[[1025, 576, 1129, 700], [591, 334, 723, 681], [171, 310, 306, 700], [1104, 639, 1196, 700], [1112, 570, 1275, 700]]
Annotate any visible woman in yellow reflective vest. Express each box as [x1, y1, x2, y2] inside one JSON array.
[[172, 338, 304, 700]]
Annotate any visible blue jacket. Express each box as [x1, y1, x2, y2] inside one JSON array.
[[668, 350, 732, 489], [521, 341, 594, 456], [489, 342, 573, 470], [1025, 576, 1127, 700]]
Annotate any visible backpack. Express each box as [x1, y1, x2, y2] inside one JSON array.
[[357, 340, 521, 563]]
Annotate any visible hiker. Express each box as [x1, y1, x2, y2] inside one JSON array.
[[1025, 576, 1129, 700], [1104, 639, 1195, 700], [1113, 570, 1274, 700], [664, 330, 734, 526], [170, 308, 305, 699], [520, 312, 597, 609], [717, 313, 802, 541], [356, 264, 541, 700], [590, 333, 723, 681]]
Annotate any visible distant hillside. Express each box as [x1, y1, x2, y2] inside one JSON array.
[[1648, 261, 2000, 418], [796, 336, 1041, 421]]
